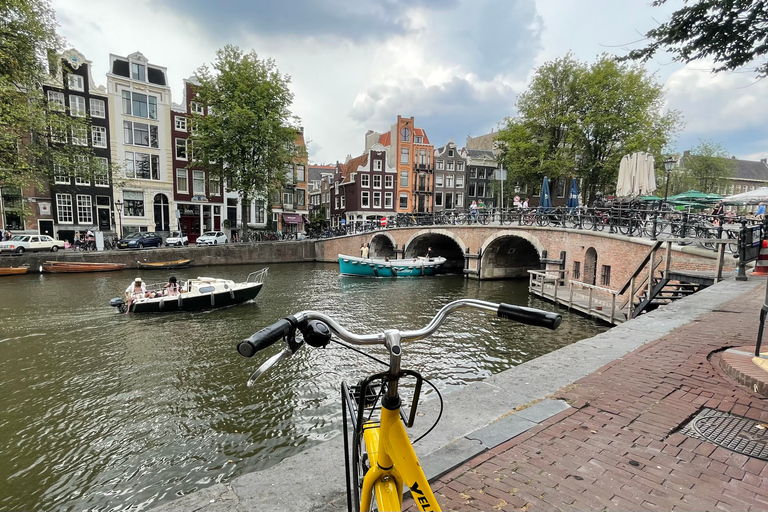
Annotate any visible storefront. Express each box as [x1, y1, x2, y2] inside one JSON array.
[[176, 202, 223, 243]]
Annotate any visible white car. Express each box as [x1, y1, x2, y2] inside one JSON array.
[[196, 231, 228, 246], [165, 230, 189, 246], [0, 234, 65, 253]]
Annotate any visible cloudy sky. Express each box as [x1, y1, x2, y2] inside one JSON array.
[[52, 0, 768, 165]]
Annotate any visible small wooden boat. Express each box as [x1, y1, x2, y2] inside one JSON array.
[[0, 264, 29, 276], [42, 261, 126, 273], [338, 254, 446, 277], [136, 259, 193, 270], [109, 268, 268, 314]]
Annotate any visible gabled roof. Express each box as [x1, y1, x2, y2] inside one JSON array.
[[378, 132, 391, 146], [465, 148, 496, 159], [337, 153, 369, 183], [681, 153, 768, 182], [414, 128, 430, 145]]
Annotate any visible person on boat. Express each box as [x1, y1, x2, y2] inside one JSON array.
[[124, 277, 147, 313], [362, 243, 369, 259], [163, 276, 180, 296], [425, 247, 433, 260]]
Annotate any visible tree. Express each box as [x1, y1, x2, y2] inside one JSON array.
[[191, 45, 302, 226], [496, 54, 682, 206], [624, 0, 768, 78], [0, 0, 99, 189], [673, 139, 735, 193]]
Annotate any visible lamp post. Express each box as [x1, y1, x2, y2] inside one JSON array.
[[662, 157, 676, 206], [114, 200, 123, 238]]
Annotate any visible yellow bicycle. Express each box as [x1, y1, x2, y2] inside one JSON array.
[[238, 299, 561, 511]]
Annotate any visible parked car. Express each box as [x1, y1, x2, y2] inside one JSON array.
[[117, 232, 163, 249], [196, 231, 228, 246], [0, 234, 65, 253], [165, 230, 188, 247]]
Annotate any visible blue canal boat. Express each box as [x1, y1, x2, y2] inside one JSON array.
[[338, 254, 446, 277]]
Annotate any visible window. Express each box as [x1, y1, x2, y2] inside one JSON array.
[[436, 160, 444, 170], [122, 91, 158, 119], [285, 164, 294, 183], [191, 101, 204, 114], [435, 192, 443, 206], [296, 165, 305, 182], [415, 135, 423, 144], [456, 175, 464, 188], [556, 179, 566, 198], [54, 163, 69, 184], [67, 74, 84, 91], [296, 189, 305, 206], [48, 90, 65, 111], [419, 149, 428, 165], [340, 195, 346, 208], [175, 116, 187, 131], [385, 175, 394, 188], [94, 157, 109, 187], [448, 148, 454, 157], [600, 265, 611, 287], [92, 126, 107, 148], [373, 191, 381, 208], [56, 193, 73, 223], [447, 161, 454, 171], [74, 155, 89, 185], [69, 95, 86, 117], [446, 175, 455, 188], [477, 183, 486, 197], [176, 169, 188, 193], [478, 169, 486, 179], [435, 174, 444, 187], [374, 160, 382, 171], [209, 175, 221, 196], [385, 192, 393, 208], [77, 194, 92, 224], [469, 167, 477, 178], [400, 171, 409, 187], [573, 261, 581, 280], [175, 138, 187, 160], [361, 174, 370, 187], [400, 147, 409, 164], [399, 193, 408, 209], [456, 192, 464, 207], [192, 171, 206, 195], [90, 98, 105, 118], [400, 126, 410, 142], [50, 119, 66, 143], [373, 175, 381, 188], [457, 161, 464, 171], [361, 191, 370, 208], [71, 125, 88, 146], [468, 183, 476, 196], [335, 196, 339, 209], [123, 190, 144, 217], [124, 121, 158, 148], [125, 151, 160, 180], [131, 62, 146, 81]]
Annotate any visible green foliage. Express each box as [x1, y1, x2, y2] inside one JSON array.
[[496, 54, 682, 205], [624, 0, 768, 78], [672, 139, 735, 194], [191, 45, 301, 200], [0, 0, 103, 188]]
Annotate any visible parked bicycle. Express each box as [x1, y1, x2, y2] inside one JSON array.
[[238, 299, 561, 512]]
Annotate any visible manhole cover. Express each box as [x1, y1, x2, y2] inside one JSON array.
[[680, 408, 768, 460]]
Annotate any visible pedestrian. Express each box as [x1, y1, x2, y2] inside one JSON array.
[[469, 200, 478, 222], [756, 202, 765, 219], [361, 243, 369, 259], [522, 198, 529, 209], [711, 200, 725, 226]]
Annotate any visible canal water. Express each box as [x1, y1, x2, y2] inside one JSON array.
[[0, 262, 608, 511]]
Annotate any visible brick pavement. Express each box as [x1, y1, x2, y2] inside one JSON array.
[[406, 284, 768, 511]]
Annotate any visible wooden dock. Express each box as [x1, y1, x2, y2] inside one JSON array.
[[529, 270, 627, 324]]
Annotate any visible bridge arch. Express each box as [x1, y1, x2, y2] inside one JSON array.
[[402, 229, 467, 271], [477, 231, 542, 279], [368, 232, 397, 259]]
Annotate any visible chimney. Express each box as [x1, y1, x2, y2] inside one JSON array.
[[761, 158, 767, 164]]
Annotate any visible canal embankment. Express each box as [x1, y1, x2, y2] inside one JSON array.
[[149, 276, 763, 512]]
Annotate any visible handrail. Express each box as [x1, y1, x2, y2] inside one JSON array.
[[617, 241, 663, 295]]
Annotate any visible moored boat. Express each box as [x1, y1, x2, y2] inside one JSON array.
[[0, 264, 29, 276], [338, 254, 446, 277], [42, 261, 126, 273], [136, 259, 193, 270], [109, 268, 268, 313]]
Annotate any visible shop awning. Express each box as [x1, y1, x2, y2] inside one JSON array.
[[282, 213, 302, 223]]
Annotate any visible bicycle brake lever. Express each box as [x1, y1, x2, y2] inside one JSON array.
[[247, 347, 293, 387]]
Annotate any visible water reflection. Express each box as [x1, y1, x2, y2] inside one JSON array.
[[0, 262, 608, 511]]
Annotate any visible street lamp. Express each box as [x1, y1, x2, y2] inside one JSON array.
[[662, 157, 676, 205], [114, 200, 123, 238]]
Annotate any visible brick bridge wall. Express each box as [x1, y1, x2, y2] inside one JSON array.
[[313, 226, 732, 289]]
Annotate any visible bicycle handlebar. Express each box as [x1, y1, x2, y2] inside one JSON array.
[[238, 299, 561, 359]]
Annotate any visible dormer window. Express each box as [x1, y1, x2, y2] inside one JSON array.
[[131, 63, 146, 81], [67, 74, 84, 92], [415, 135, 423, 144]]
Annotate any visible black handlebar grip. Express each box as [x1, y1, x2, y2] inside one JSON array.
[[238, 318, 294, 357], [497, 303, 562, 330]]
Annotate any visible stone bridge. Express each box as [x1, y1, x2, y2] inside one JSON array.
[[313, 225, 728, 286]]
